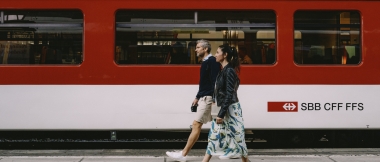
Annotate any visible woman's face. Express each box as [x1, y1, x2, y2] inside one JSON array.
[[215, 47, 225, 63]]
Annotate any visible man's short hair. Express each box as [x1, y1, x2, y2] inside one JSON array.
[[197, 39, 211, 53]]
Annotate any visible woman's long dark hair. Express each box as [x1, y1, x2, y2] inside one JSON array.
[[219, 43, 240, 74]]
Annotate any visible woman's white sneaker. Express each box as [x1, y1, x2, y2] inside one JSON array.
[[166, 151, 187, 162]]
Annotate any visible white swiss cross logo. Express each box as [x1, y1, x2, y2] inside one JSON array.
[[283, 103, 296, 110]]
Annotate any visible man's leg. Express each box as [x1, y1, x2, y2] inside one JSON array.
[[182, 120, 203, 156], [166, 96, 211, 160]]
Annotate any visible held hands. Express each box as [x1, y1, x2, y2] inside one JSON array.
[[216, 117, 223, 124], [194, 99, 223, 124]]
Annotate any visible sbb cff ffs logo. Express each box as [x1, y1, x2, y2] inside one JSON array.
[[268, 102, 298, 112]]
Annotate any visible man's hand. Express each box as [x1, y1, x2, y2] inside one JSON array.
[[216, 117, 223, 124], [192, 98, 199, 106]]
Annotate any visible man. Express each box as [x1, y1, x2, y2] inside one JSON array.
[[166, 39, 220, 161], [238, 46, 253, 64]]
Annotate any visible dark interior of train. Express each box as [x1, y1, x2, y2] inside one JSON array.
[[294, 11, 360, 64], [0, 10, 361, 65], [115, 11, 276, 65], [0, 10, 83, 64]]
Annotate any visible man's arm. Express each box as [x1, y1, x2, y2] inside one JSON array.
[[210, 57, 221, 102]]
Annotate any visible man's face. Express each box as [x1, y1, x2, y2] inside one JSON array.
[[238, 48, 247, 58], [195, 43, 207, 57]]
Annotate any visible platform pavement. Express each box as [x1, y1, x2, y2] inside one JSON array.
[[0, 148, 379, 161]]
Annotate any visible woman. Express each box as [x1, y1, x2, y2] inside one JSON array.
[[202, 44, 249, 162]]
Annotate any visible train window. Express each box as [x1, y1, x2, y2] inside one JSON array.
[[0, 10, 83, 65], [294, 11, 360, 65], [115, 11, 276, 64]]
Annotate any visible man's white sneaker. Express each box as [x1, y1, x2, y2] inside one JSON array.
[[219, 154, 241, 159], [166, 151, 187, 162]]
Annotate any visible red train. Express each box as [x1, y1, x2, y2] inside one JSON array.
[[1, 0, 380, 145]]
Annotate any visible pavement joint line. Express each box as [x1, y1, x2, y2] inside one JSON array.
[[78, 157, 84, 162], [327, 155, 337, 162]]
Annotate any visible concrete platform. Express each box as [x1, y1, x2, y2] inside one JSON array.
[[0, 148, 379, 162]]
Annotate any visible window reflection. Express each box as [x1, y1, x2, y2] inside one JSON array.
[[294, 11, 360, 65], [0, 10, 83, 65], [115, 11, 276, 64]]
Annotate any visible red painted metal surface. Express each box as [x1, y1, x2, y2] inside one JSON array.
[[0, 0, 379, 84]]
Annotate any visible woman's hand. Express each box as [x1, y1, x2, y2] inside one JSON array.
[[216, 117, 223, 124]]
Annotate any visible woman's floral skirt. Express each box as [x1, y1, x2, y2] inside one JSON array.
[[206, 102, 248, 158]]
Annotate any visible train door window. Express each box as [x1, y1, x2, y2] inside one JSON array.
[[294, 11, 360, 65], [115, 11, 276, 64], [0, 10, 83, 65]]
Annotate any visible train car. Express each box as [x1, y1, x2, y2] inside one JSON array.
[[1, 0, 380, 146]]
